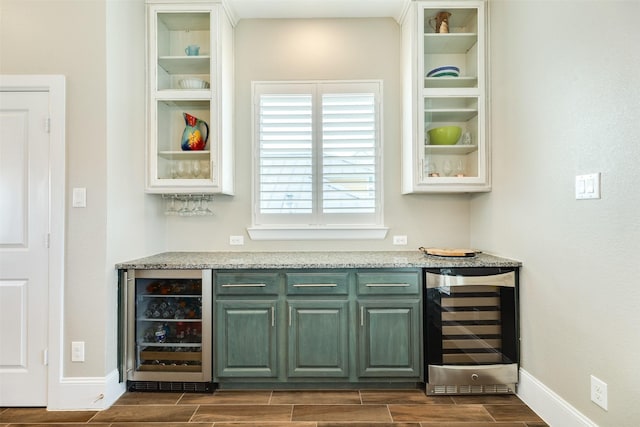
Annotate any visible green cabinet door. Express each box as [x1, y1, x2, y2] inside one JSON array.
[[358, 300, 421, 378], [216, 300, 278, 378], [287, 300, 349, 378]]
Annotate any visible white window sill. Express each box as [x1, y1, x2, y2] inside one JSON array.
[[247, 226, 389, 241]]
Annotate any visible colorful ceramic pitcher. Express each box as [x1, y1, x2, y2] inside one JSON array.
[[181, 113, 209, 151]]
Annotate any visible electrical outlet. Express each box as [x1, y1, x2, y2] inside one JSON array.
[[71, 341, 85, 362], [591, 375, 608, 410], [229, 235, 244, 245], [393, 235, 408, 245]]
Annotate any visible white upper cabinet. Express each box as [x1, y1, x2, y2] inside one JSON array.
[[401, 1, 489, 193], [146, 1, 234, 194]]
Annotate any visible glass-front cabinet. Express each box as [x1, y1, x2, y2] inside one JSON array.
[[401, 1, 489, 193], [146, 1, 234, 194]]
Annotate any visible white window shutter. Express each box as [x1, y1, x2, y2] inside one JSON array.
[[253, 81, 382, 228]]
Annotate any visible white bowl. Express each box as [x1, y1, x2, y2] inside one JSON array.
[[178, 78, 210, 89]]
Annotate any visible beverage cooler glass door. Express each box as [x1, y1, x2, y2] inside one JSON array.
[[126, 269, 212, 385], [424, 268, 518, 395]]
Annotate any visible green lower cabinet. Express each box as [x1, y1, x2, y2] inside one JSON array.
[[216, 300, 278, 378], [287, 300, 349, 378], [358, 300, 421, 378]]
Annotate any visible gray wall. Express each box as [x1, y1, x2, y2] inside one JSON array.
[[473, 1, 640, 425], [164, 17, 472, 251]]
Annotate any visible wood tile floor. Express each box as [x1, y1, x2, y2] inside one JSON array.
[[0, 389, 548, 426]]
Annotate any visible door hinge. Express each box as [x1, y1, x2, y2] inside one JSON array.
[[43, 348, 49, 365], [44, 117, 51, 133], [45, 233, 51, 248]]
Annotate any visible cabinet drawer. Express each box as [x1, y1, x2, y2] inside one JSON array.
[[286, 272, 349, 295], [356, 271, 421, 295], [215, 272, 280, 295]]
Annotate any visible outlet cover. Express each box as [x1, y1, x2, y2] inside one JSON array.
[[393, 235, 408, 245], [590, 375, 608, 410], [71, 341, 85, 362], [229, 235, 244, 245]]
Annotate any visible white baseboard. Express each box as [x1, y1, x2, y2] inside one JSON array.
[[47, 369, 126, 411], [517, 368, 597, 427]]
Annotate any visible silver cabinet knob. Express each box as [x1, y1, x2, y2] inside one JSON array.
[[471, 373, 479, 381]]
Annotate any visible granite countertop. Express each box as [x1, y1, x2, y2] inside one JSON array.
[[116, 250, 521, 270]]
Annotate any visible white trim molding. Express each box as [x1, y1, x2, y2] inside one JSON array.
[[47, 370, 125, 411], [247, 226, 389, 241], [517, 368, 597, 427]]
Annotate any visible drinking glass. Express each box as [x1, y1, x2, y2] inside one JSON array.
[[194, 196, 207, 216], [169, 162, 178, 179], [201, 196, 214, 215], [177, 196, 191, 216], [192, 160, 201, 178], [426, 159, 438, 177], [201, 160, 210, 180], [443, 160, 453, 177], [165, 196, 178, 215], [177, 161, 186, 178]]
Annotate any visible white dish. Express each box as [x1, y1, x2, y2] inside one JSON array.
[[178, 78, 210, 89], [426, 65, 460, 77]]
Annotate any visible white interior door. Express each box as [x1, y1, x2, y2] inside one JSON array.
[[0, 90, 50, 406]]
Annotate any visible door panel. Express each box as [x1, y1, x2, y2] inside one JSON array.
[[358, 300, 421, 378], [0, 281, 27, 366], [0, 91, 50, 406], [215, 300, 278, 378], [288, 300, 349, 378]]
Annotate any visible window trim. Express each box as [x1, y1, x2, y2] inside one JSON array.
[[249, 80, 386, 240]]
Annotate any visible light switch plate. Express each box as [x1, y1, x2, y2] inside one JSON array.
[[575, 173, 601, 200], [72, 187, 87, 207]]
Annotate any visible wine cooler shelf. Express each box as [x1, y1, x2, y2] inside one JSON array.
[[138, 347, 203, 372]]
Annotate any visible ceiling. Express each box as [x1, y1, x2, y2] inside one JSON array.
[[224, 0, 411, 22]]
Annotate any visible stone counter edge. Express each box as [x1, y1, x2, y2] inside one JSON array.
[[116, 251, 522, 270]]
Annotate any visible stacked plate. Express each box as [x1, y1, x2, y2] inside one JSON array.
[[178, 78, 210, 89], [426, 65, 460, 78]]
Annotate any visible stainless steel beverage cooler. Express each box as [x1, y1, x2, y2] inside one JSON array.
[[120, 269, 213, 392], [424, 267, 519, 395]]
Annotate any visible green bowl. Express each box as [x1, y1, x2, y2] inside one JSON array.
[[427, 126, 462, 145]]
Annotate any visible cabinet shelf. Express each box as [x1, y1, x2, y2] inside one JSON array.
[[139, 342, 202, 348], [424, 144, 477, 155], [158, 12, 210, 31], [140, 293, 202, 298], [425, 109, 477, 122], [156, 89, 212, 99], [138, 364, 201, 372], [424, 33, 477, 54], [425, 76, 477, 89], [158, 150, 211, 160], [158, 56, 211, 74]]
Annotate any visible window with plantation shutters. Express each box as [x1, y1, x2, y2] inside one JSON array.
[[251, 81, 383, 236]]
